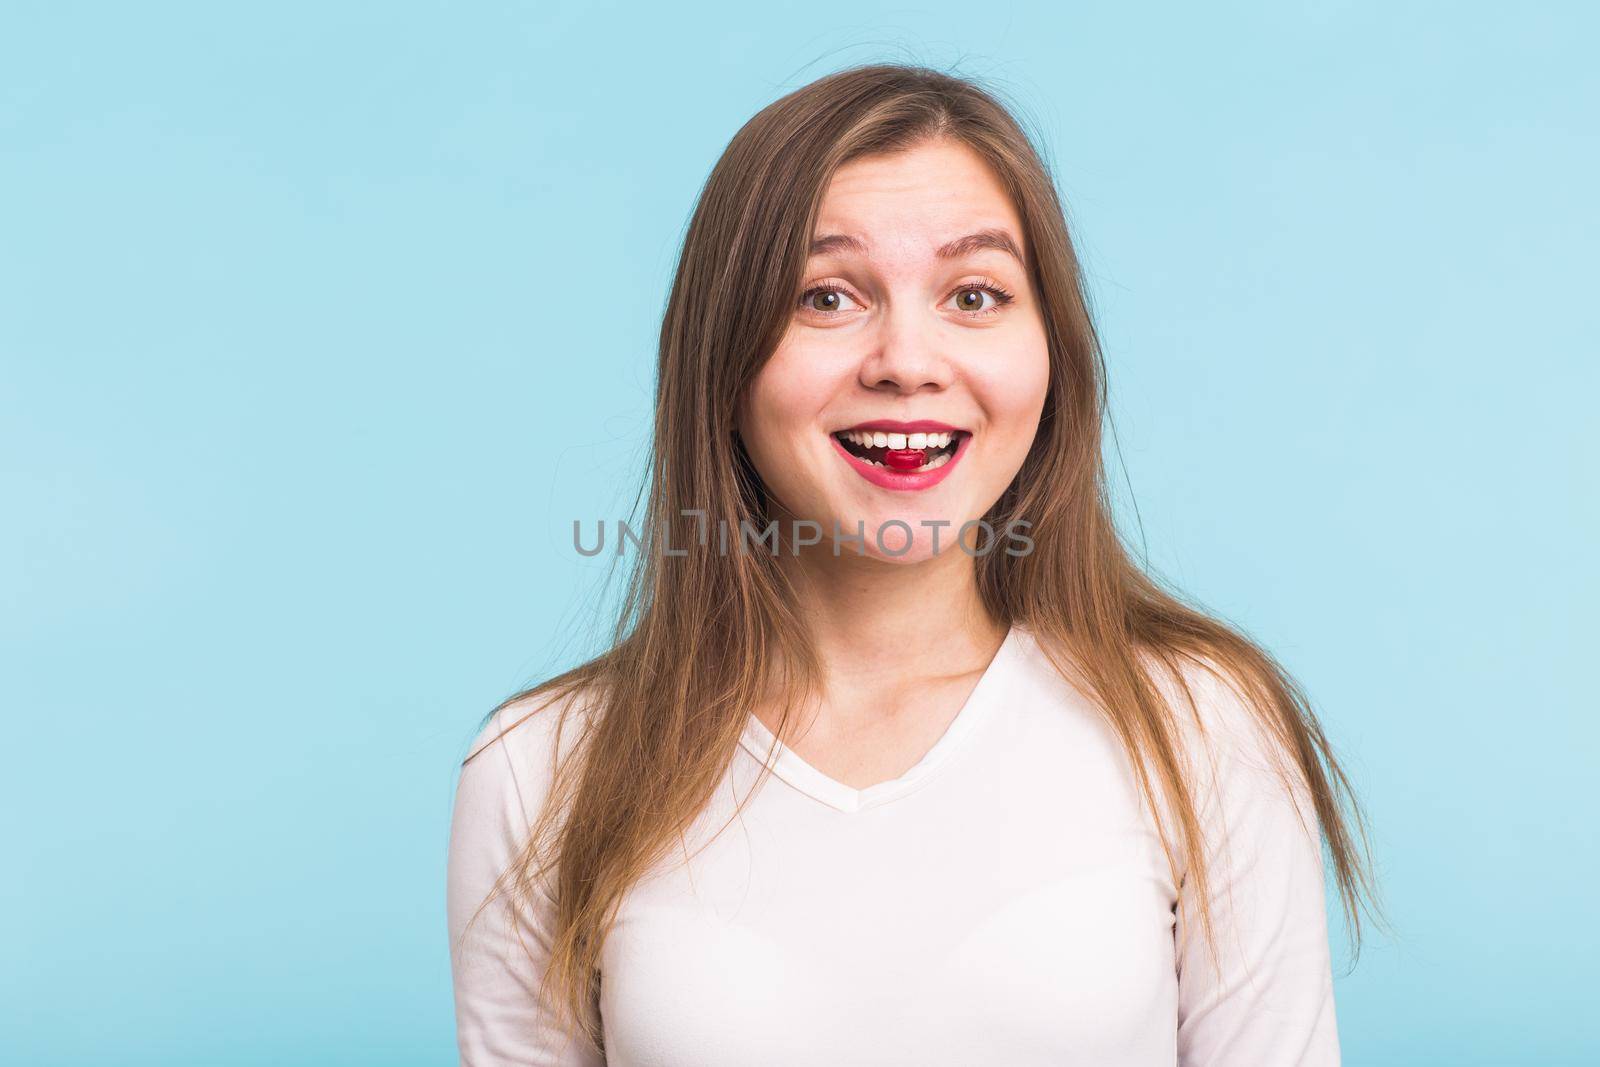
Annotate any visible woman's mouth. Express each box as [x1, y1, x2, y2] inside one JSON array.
[[829, 423, 971, 491], [835, 428, 962, 472]]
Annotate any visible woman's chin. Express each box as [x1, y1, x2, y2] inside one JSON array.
[[864, 542, 946, 565], [812, 513, 978, 564]]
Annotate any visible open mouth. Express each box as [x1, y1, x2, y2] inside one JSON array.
[[832, 428, 968, 473]]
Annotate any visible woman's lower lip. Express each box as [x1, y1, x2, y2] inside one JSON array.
[[830, 433, 969, 491]]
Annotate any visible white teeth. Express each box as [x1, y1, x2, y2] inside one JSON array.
[[837, 429, 962, 455]]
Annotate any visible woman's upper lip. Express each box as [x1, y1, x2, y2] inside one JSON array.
[[835, 418, 965, 433]]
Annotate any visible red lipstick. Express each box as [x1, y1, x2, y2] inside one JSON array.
[[830, 421, 971, 492], [839, 419, 961, 433]]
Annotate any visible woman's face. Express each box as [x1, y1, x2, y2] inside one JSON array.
[[738, 137, 1051, 564]]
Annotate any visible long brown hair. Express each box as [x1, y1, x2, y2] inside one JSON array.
[[460, 61, 1379, 1055]]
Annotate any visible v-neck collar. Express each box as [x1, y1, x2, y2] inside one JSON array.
[[737, 624, 1025, 814]]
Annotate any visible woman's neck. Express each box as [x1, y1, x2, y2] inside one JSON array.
[[777, 540, 1008, 693]]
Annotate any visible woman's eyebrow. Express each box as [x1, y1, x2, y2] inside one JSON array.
[[808, 228, 1025, 264]]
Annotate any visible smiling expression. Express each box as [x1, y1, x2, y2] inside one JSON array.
[[736, 137, 1051, 563]]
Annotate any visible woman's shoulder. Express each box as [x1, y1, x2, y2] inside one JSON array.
[[459, 679, 607, 812], [1148, 652, 1270, 748], [449, 681, 611, 895], [1017, 626, 1307, 797], [1147, 649, 1319, 826]]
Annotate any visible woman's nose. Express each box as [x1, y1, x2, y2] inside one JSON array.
[[856, 303, 955, 395]]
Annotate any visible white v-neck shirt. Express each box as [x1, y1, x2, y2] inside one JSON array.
[[447, 625, 1341, 1065]]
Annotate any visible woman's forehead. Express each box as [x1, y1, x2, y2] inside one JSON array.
[[810, 145, 1025, 262]]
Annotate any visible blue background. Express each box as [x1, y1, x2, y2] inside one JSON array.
[[5, 2, 1594, 1063]]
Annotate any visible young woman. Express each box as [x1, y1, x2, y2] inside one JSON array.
[[447, 63, 1376, 1066]]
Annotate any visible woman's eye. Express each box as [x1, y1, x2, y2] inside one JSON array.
[[947, 284, 1012, 314], [798, 282, 1014, 316], [800, 286, 861, 314]]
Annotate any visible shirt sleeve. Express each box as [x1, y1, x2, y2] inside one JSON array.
[[1170, 663, 1342, 1066], [446, 701, 605, 1066]]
